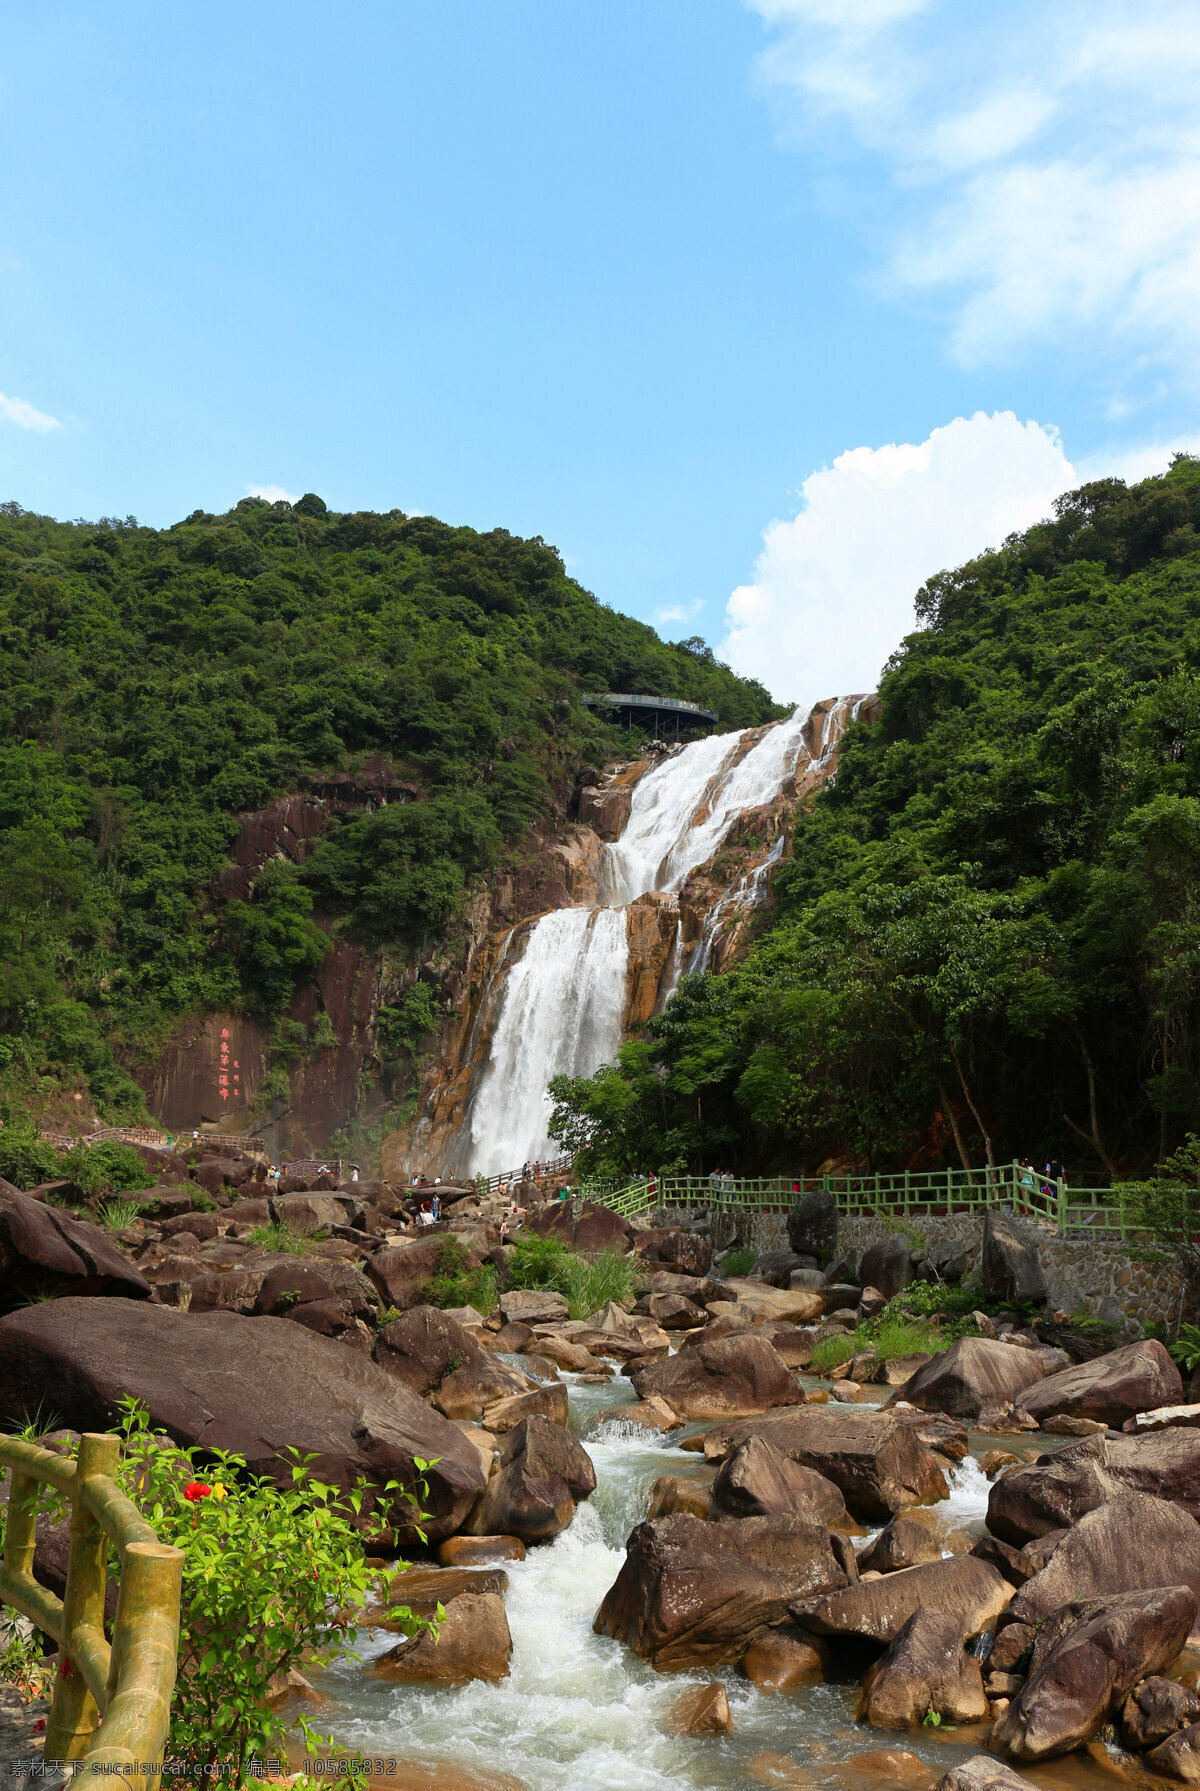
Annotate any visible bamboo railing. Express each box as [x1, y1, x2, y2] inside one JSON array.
[[0, 1433, 183, 1780]]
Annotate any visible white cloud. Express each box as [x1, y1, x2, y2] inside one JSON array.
[[722, 411, 1075, 705], [748, 0, 1200, 377], [245, 483, 299, 504], [0, 391, 61, 433], [655, 599, 705, 628]]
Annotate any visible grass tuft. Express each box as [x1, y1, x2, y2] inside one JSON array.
[[98, 1198, 146, 1232], [247, 1221, 314, 1255]]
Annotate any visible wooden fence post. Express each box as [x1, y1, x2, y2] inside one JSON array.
[[44, 1433, 119, 1766]]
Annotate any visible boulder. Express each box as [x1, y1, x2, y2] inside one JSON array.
[[986, 1428, 1200, 1544], [593, 1512, 848, 1671], [1016, 1339, 1182, 1430], [269, 1192, 351, 1235], [437, 1535, 526, 1566], [526, 1333, 593, 1372], [1004, 1491, 1200, 1627], [370, 1591, 512, 1683], [893, 1339, 1045, 1422], [647, 1475, 712, 1520], [378, 1564, 510, 1618], [749, 1251, 815, 1289], [482, 1322, 535, 1353], [634, 1228, 712, 1278], [0, 1297, 485, 1541], [858, 1517, 943, 1575], [703, 1409, 949, 1522], [648, 1271, 723, 1304], [603, 1395, 682, 1434], [482, 1383, 570, 1433], [756, 1325, 818, 1371], [665, 1683, 733, 1737], [0, 1180, 152, 1311], [982, 1211, 1048, 1307], [791, 1555, 1012, 1646], [633, 1293, 707, 1329], [632, 1332, 801, 1420], [573, 1203, 635, 1255], [1122, 1675, 1200, 1749], [1127, 1402, 1200, 1434], [1147, 1721, 1200, 1781], [858, 1609, 989, 1729], [713, 1279, 824, 1323], [368, 1235, 482, 1311], [249, 1256, 380, 1339], [993, 1585, 1197, 1761], [711, 1436, 848, 1528], [857, 1236, 913, 1301], [497, 1288, 570, 1326], [741, 1624, 832, 1690], [374, 1307, 533, 1420], [934, 1761, 1034, 1791], [786, 1189, 837, 1262], [466, 1415, 595, 1541]]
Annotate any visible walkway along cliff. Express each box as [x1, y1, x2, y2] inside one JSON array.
[[388, 695, 875, 1179]]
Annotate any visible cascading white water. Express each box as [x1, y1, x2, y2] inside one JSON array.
[[464, 699, 865, 1173], [465, 907, 629, 1169]]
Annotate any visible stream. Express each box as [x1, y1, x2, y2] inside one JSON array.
[[316, 1373, 1008, 1791]]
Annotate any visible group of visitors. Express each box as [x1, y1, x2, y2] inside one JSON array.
[[709, 1168, 736, 1191], [1016, 1155, 1069, 1209]]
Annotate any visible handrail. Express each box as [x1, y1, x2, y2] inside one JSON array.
[[0, 1433, 183, 1780]]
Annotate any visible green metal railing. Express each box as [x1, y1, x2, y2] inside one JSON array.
[[579, 1160, 1134, 1239]]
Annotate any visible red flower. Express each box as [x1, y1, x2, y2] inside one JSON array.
[[60, 1660, 72, 1679], [33, 1720, 46, 1733], [184, 1482, 212, 1502]]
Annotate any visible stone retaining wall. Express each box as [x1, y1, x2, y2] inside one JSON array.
[[652, 1202, 1184, 1329]]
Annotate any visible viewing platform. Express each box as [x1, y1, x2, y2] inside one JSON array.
[[581, 690, 718, 736]]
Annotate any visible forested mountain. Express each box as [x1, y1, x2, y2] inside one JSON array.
[[0, 493, 779, 1124], [551, 456, 1200, 1181]]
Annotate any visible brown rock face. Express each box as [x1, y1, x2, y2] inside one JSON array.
[[711, 1435, 848, 1528], [634, 1228, 713, 1278], [0, 1180, 152, 1310], [894, 1339, 1045, 1422], [858, 1517, 943, 1575], [791, 1556, 1012, 1646], [466, 1415, 596, 1541], [741, 1624, 831, 1691], [986, 1428, 1200, 1544], [368, 1235, 483, 1311], [374, 1307, 533, 1420], [1016, 1339, 1182, 1430], [624, 895, 679, 1027], [1005, 1491, 1200, 1627], [631, 1333, 803, 1421], [1122, 1674, 1200, 1749], [982, 1211, 1048, 1306], [703, 1409, 949, 1523], [858, 1610, 990, 1730], [993, 1585, 1197, 1761], [934, 1760, 1035, 1791], [593, 1512, 848, 1671], [371, 1591, 512, 1684], [665, 1683, 734, 1737], [647, 1475, 712, 1521]]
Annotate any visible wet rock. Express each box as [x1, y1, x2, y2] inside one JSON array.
[[1127, 1402, 1200, 1434], [526, 1333, 593, 1372], [893, 1339, 1045, 1423], [631, 1332, 802, 1420], [634, 1293, 707, 1329], [857, 1609, 989, 1729], [993, 1584, 1197, 1761], [969, 1537, 1032, 1588], [857, 1237, 914, 1301], [980, 1450, 1020, 1478], [934, 1760, 1034, 1791], [374, 1306, 533, 1419], [1005, 1490, 1200, 1627], [648, 1271, 723, 1304], [379, 1564, 510, 1618], [437, 1535, 526, 1566], [703, 1409, 949, 1523], [647, 1475, 712, 1520], [786, 1189, 837, 1263], [467, 1414, 595, 1541], [665, 1683, 733, 1736], [981, 1212, 1047, 1307], [482, 1322, 536, 1353], [711, 1435, 848, 1527], [634, 1228, 713, 1278], [709, 1281, 824, 1324], [986, 1428, 1200, 1544], [1147, 1719, 1200, 1779], [371, 1590, 512, 1684], [0, 1179, 152, 1311], [498, 1287, 570, 1326], [791, 1555, 1012, 1645], [1122, 1674, 1200, 1749], [989, 1622, 1035, 1672], [0, 1296, 484, 1541], [593, 1511, 848, 1671], [858, 1517, 943, 1575], [602, 1395, 683, 1433], [892, 1408, 971, 1464], [482, 1383, 569, 1433], [830, 1749, 935, 1790], [1016, 1339, 1182, 1431], [741, 1623, 832, 1690]]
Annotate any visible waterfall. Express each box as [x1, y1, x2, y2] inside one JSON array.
[[462, 697, 864, 1172]]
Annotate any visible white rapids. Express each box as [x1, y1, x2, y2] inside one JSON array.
[[462, 697, 867, 1172]]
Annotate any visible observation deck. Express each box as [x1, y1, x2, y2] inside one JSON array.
[[581, 691, 718, 736]]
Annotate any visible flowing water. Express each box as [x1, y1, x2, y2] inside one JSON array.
[[317, 1374, 998, 1791], [463, 700, 867, 1173]]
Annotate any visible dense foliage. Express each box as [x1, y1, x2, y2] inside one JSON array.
[[551, 458, 1200, 1180], [0, 494, 777, 1122]]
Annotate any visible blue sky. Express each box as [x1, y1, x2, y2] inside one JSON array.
[[3, 1, 1198, 702]]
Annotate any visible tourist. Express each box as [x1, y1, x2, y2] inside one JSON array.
[[418, 1199, 435, 1228], [350, 1164, 359, 1182], [431, 1192, 441, 1221]]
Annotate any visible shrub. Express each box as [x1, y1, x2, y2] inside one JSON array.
[[506, 1234, 637, 1319], [246, 1221, 313, 1255], [810, 1334, 854, 1373], [869, 1318, 947, 1361], [506, 1233, 570, 1288], [0, 1121, 58, 1190], [98, 1197, 146, 1232], [55, 1142, 156, 1200], [719, 1246, 756, 1278], [418, 1239, 499, 1315]]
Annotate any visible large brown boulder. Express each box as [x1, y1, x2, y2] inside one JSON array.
[[1016, 1339, 1182, 1430], [935, 1761, 1035, 1791], [368, 1235, 484, 1310], [0, 1297, 485, 1541], [786, 1189, 836, 1262], [374, 1307, 533, 1419], [250, 1256, 380, 1338], [593, 1512, 848, 1671], [370, 1591, 512, 1683], [1005, 1491, 1200, 1627], [711, 1435, 848, 1528], [1122, 1674, 1200, 1749], [703, 1409, 949, 1522], [893, 1338, 1045, 1422], [857, 1236, 913, 1301], [633, 1293, 707, 1329], [986, 1429, 1200, 1544], [982, 1211, 1048, 1306], [0, 1179, 152, 1311], [993, 1585, 1197, 1761], [631, 1332, 802, 1421], [791, 1555, 1012, 1645], [858, 1517, 943, 1575], [269, 1192, 352, 1235], [857, 1610, 989, 1730], [633, 1228, 712, 1278], [1147, 1720, 1200, 1780], [466, 1415, 595, 1541]]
